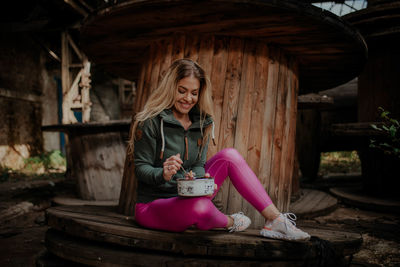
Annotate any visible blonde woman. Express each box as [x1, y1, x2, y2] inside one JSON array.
[[131, 59, 310, 241]]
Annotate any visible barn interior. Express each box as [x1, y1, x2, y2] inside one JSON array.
[[0, 0, 399, 266]]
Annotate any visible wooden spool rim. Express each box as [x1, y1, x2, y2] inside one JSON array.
[[80, 0, 367, 93], [41, 119, 131, 134], [343, 2, 400, 39], [45, 205, 363, 261]]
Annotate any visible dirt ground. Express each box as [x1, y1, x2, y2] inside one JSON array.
[[0, 177, 399, 267]]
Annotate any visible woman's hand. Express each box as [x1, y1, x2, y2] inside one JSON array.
[[162, 153, 183, 181], [205, 173, 217, 197]]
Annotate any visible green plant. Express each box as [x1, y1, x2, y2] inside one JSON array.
[[23, 150, 66, 174], [370, 107, 400, 158], [319, 151, 361, 175]]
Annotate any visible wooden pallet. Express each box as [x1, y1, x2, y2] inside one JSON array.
[[44, 205, 362, 266]]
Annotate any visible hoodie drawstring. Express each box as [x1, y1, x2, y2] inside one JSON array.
[[160, 118, 165, 159], [211, 121, 216, 146]]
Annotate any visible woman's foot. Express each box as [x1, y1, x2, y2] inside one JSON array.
[[227, 212, 251, 232], [260, 213, 310, 241]]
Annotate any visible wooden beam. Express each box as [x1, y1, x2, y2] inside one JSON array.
[[63, 0, 88, 17], [0, 88, 41, 102], [76, 0, 94, 12], [297, 93, 334, 109], [61, 32, 70, 95], [67, 34, 83, 61]]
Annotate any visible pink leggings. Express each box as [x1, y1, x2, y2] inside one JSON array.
[[135, 148, 273, 232]]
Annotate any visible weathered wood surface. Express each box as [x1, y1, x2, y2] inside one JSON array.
[[42, 121, 130, 201], [118, 35, 298, 228], [297, 93, 334, 109], [296, 109, 321, 181], [330, 186, 400, 214], [45, 205, 362, 266], [80, 0, 367, 93], [45, 229, 303, 267], [68, 132, 126, 200], [289, 189, 338, 219], [0, 202, 34, 225], [52, 196, 118, 206]]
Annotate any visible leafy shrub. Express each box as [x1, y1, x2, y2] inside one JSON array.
[[370, 107, 400, 158]]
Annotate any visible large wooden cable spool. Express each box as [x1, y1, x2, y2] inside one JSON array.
[[344, 2, 400, 196], [78, 0, 368, 228]]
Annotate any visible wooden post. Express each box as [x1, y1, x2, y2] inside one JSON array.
[[61, 31, 92, 124], [118, 35, 299, 228], [61, 32, 72, 124], [80, 59, 91, 122]]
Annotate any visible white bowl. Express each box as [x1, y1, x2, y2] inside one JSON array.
[[177, 178, 214, 197]]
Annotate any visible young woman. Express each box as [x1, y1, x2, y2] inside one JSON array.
[[129, 59, 310, 241]]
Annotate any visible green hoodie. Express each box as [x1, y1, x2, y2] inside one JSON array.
[[134, 108, 214, 203]]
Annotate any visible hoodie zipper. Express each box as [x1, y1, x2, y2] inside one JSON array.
[[184, 130, 189, 161]]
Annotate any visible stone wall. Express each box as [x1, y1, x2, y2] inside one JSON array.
[[0, 32, 59, 170]]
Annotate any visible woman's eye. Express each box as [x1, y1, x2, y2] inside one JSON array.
[[192, 91, 198, 96], [178, 89, 186, 94]]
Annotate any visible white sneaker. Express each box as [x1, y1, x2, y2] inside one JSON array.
[[260, 213, 310, 241], [228, 212, 251, 232]]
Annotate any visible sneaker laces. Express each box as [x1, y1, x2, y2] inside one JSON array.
[[281, 213, 297, 229]]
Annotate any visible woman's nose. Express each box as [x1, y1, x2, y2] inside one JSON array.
[[184, 93, 191, 101]]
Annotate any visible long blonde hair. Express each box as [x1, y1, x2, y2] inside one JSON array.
[[127, 58, 214, 156]]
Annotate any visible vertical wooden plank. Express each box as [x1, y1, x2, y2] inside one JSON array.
[[135, 44, 154, 112], [61, 32, 71, 124], [206, 36, 228, 160], [149, 40, 163, 92], [134, 60, 147, 113], [216, 37, 244, 215], [158, 38, 174, 85], [269, 52, 288, 211], [280, 60, 299, 211], [184, 35, 200, 62], [171, 35, 186, 61], [198, 35, 214, 75], [61, 32, 70, 96], [81, 60, 91, 123], [258, 46, 280, 203], [276, 55, 293, 212], [231, 39, 257, 215], [216, 37, 244, 150], [245, 42, 270, 228]]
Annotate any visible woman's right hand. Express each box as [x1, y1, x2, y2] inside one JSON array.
[[162, 153, 183, 181]]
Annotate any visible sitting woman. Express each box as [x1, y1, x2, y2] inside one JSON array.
[[130, 58, 310, 241]]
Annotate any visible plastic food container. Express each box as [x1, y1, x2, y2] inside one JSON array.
[[177, 177, 214, 197]]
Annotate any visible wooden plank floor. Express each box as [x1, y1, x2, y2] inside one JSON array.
[[290, 189, 338, 219], [45, 205, 362, 266]]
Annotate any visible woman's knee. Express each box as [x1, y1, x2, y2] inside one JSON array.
[[216, 148, 244, 164], [190, 197, 216, 218]]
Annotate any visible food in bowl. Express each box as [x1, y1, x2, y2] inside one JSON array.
[[177, 177, 214, 197]]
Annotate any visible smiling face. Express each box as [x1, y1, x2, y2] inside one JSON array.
[[173, 76, 200, 117]]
